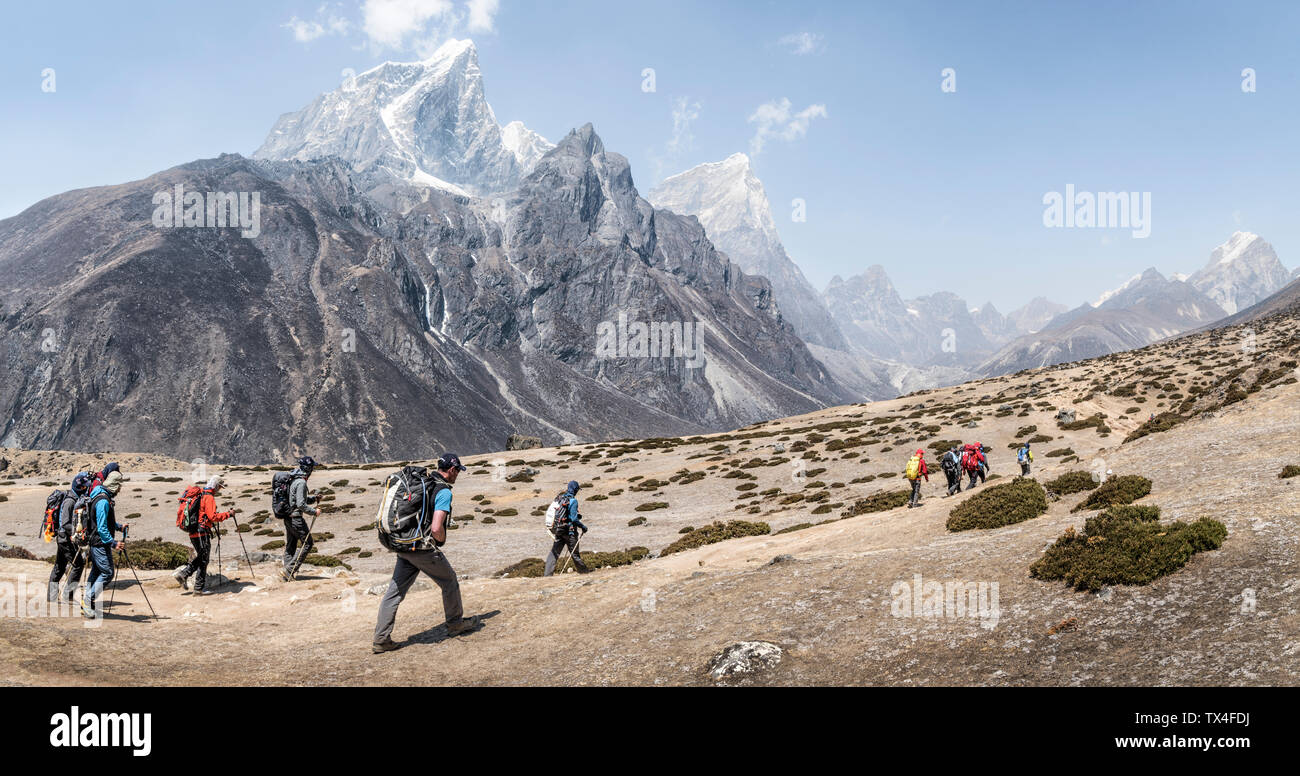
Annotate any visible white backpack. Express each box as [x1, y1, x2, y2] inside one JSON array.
[[543, 493, 572, 536]]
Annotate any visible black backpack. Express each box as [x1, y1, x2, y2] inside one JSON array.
[[42, 490, 68, 542], [376, 467, 447, 552], [271, 472, 296, 518], [78, 492, 110, 547], [550, 492, 573, 534]]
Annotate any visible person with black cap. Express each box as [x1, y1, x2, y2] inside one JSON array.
[[47, 471, 91, 602], [280, 455, 319, 581], [372, 453, 480, 653], [544, 480, 589, 576]]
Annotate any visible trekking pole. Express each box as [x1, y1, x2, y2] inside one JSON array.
[[229, 514, 257, 580], [117, 527, 159, 622], [214, 525, 223, 588], [558, 535, 581, 575], [287, 511, 319, 581]]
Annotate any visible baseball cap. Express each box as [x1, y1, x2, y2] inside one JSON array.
[[438, 453, 467, 472]]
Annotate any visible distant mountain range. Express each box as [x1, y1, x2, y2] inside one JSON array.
[[0, 40, 849, 462], [0, 36, 1293, 460], [978, 233, 1290, 375]]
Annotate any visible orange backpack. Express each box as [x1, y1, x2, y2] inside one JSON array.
[[176, 485, 204, 532]]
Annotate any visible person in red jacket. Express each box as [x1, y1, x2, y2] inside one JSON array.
[[906, 449, 930, 508], [172, 475, 233, 594]]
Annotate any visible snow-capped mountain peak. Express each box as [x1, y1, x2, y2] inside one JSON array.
[[1188, 232, 1290, 315], [1093, 273, 1143, 308], [500, 120, 554, 173], [648, 155, 848, 349], [254, 38, 536, 196], [1212, 231, 1261, 266]]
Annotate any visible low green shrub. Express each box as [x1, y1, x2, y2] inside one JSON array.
[[1279, 465, 1300, 479], [1072, 475, 1152, 512], [660, 521, 770, 556], [840, 489, 910, 518], [1044, 470, 1099, 495], [1030, 505, 1226, 591], [114, 539, 190, 570], [946, 478, 1048, 531], [1124, 412, 1185, 443]]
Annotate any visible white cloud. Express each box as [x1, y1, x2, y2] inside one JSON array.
[[362, 0, 455, 50], [651, 97, 702, 181], [283, 3, 352, 43], [466, 0, 500, 33], [748, 98, 827, 156], [778, 32, 824, 55], [667, 97, 701, 158]]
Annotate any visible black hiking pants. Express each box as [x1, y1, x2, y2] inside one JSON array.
[[545, 531, 589, 576], [48, 541, 87, 602], [282, 514, 314, 574], [177, 533, 212, 592], [909, 479, 922, 507], [944, 468, 960, 495], [1020, 462, 1031, 477], [967, 470, 980, 489]]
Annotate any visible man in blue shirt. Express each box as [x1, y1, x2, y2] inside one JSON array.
[[545, 480, 589, 576], [82, 470, 127, 619], [372, 453, 480, 653]]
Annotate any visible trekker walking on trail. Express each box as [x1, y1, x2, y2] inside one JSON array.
[[82, 470, 126, 619], [173, 475, 233, 594], [372, 454, 480, 653], [961, 443, 985, 491], [544, 480, 589, 576], [977, 443, 991, 484], [1017, 443, 1034, 478], [47, 472, 91, 602], [905, 450, 929, 508], [940, 447, 962, 496], [279, 456, 319, 581]]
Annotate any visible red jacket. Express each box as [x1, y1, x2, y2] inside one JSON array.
[[190, 489, 232, 538]]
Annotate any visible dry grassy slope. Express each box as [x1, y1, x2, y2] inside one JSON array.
[[0, 312, 1297, 686]]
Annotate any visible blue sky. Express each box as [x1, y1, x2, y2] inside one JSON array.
[[2, 0, 1298, 312]]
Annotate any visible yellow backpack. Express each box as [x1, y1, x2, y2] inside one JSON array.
[[905, 455, 921, 480]]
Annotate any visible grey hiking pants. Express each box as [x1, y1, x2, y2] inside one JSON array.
[[282, 513, 314, 574], [909, 479, 922, 507], [544, 531, 588, 576], [944, 468, 961, 495], [373, 549, 464, 643]]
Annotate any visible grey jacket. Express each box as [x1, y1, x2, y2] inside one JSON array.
[[289, 470, 317, 517]]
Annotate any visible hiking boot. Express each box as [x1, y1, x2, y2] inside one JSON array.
[[80, 601, 95, 619], [172, 568, 190, 590], [372, 638, 400, 654], [445, 615, 481, 636], [278, 568, 291, 582]]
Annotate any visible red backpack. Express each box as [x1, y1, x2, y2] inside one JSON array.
[[962, 444, 981, 472], [176, 485, 204, 533]]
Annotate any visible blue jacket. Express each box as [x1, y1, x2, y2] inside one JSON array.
[[566, 496, 586, 532], [89, 485, 120, 546]]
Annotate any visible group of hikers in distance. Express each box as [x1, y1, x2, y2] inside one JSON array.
[[38, 451, 593, 654], [39, 433, 1035, 651], [903, 440, 1035, 508]]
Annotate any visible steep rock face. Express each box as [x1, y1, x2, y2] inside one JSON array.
[[0, 128, 849, 461], [253, 39, 536, 196], [648, 154, 848, 351], [1187, 232, 1291, 315]]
